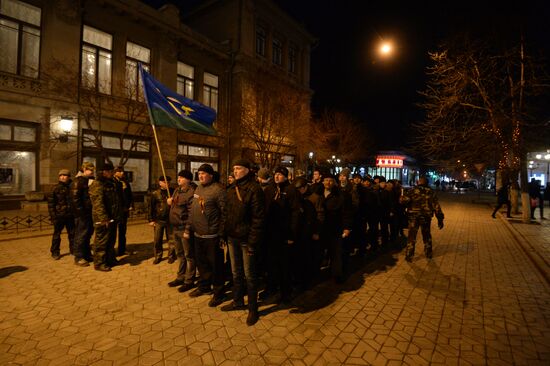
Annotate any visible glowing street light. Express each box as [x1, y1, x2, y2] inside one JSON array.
[[379, 42, 393, 56]]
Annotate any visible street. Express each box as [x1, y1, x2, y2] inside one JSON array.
[[0, 193, 549, 365]]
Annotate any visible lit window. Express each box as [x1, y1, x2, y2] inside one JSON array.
[[81, 25, 112, 94], [203, 72, 218, 111], [125, 41, 150, 100], [177, 61, 194, 99]]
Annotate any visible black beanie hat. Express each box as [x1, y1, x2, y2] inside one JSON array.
[[197, 163, 215, 175], [274, 166, 289, 177], [98, 162, 115, 171], [158, 175, 172, 182], [178, 170, 193, 181], [232, 158, 252, 170]]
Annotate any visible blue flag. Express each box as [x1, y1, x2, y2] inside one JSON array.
[[139, 64, 217, 135]]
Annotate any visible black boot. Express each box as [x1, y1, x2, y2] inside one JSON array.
[[246, 290, 259, 326]]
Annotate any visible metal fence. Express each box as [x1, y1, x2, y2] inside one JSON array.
[[0, 208, 147, 235]]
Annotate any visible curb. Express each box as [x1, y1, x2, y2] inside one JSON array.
[[495, 210, 550, 286]]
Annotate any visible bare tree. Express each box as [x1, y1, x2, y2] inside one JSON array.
[[415, 34, 550, 219], [41, 59, 151, 167], [311, 109, 373, 164], [240, 68, 312, 170]]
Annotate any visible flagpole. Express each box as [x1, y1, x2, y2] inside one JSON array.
[[139, 63, 171, 199]]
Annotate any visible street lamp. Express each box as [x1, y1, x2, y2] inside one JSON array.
[[58, 116, 73, 142]]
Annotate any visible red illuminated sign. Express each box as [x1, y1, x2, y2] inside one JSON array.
[[376, 155, 404, 168]]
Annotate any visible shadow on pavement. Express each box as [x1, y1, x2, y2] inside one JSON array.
[[0, 265, 28, 278], [404, 260, 466, 301], [288, 247, 400, 314], [119, 242, 154, 266]]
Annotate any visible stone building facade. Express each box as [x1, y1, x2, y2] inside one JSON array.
[[0, 0, 313, 207]]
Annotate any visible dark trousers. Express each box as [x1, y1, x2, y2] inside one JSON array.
[[228, 237, 258, 308], [266, 236, 292, 300], [153, 221, 173, 260], [117, 213, 128, 255], [194, 236, 225, 298], [322, 232, 343, 280], [50, 218, 75, 255], [173, 228, 196, 284], [406, 215, 432, 256], [74, 216, 93, 261], [493, 200, 511, 217], [366, 216, 379, 252], [93, 221, 117, 266]]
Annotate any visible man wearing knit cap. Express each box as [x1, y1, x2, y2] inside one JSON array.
[[262, 165, 300, 304], [71, 162, 95, 266], [48, 169, 75, 260], [185, 164, 227, 307], [114, 166, 133, 256], [148, 175, 174, 264], [257, 167, 272, 191], [222, 158, 265, 325], [167, 170, 196, 292]]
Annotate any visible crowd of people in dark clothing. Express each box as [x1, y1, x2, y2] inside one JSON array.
[[48, 159, 444, 326]]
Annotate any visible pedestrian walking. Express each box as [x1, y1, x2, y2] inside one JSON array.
[[400, 176, 444, 261], [71, 162, 95, 266], [167, 170, 196, 292], [185, 164, 226, 307], [222, 159, 265, 326], [148, 176, 175, 264], [89, 162, 122, 271], [48, 169, 75, 260], [491, 181, 511, 218]]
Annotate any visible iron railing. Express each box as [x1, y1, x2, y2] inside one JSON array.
[[0, 208, 147, 234]]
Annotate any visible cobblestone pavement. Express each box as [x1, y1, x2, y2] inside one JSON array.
[[1, 195, 549, 365]]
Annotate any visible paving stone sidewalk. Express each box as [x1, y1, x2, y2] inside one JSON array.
[[0, 196, 549, 365]]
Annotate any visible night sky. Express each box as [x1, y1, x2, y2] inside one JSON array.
[[144, 0, 550, 151], [276, 0, 550, 150]]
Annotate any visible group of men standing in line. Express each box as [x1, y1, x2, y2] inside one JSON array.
[[48, 158, 444, 326], [48, 162, 133, 271]]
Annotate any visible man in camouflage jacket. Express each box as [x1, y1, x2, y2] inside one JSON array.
[[400, 176, 444, 261], [148, 176, 175, 264], [71, 162, 95, 266], [89, 162, 122, 271], [48, 169, 75, 260]]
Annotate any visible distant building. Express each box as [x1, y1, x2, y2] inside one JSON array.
[[0, 0, 313, 207]]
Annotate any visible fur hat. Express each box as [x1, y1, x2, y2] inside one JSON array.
[[339, 167, 351, 178], [58, 169, 70, 176], [294, 177, 308, 189], [81, 162, 95, 172], [197, 163, 215, 176], [98, 162, 114, 171], [178, 170, 193, 181], [257, 168, 271, 180]]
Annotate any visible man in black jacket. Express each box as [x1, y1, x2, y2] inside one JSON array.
[[262, 166, 300, 303], [222, 159, 265, 326], [148, 176, 174, 264], [114, 166, 133, 256], [167, 170, 196, 292], [48, 169, 75, 260], [71, 162, 95, 266]]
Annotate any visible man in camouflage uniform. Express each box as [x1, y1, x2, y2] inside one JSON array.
[[148, 176, 175, 264], [89, 162, 122, 272], [48, 169, 75, 260], [400, 176, 444, 261], [71, 162, 95, 266]]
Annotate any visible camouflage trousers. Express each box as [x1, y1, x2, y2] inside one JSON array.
[[406, 215, 432, 257]]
